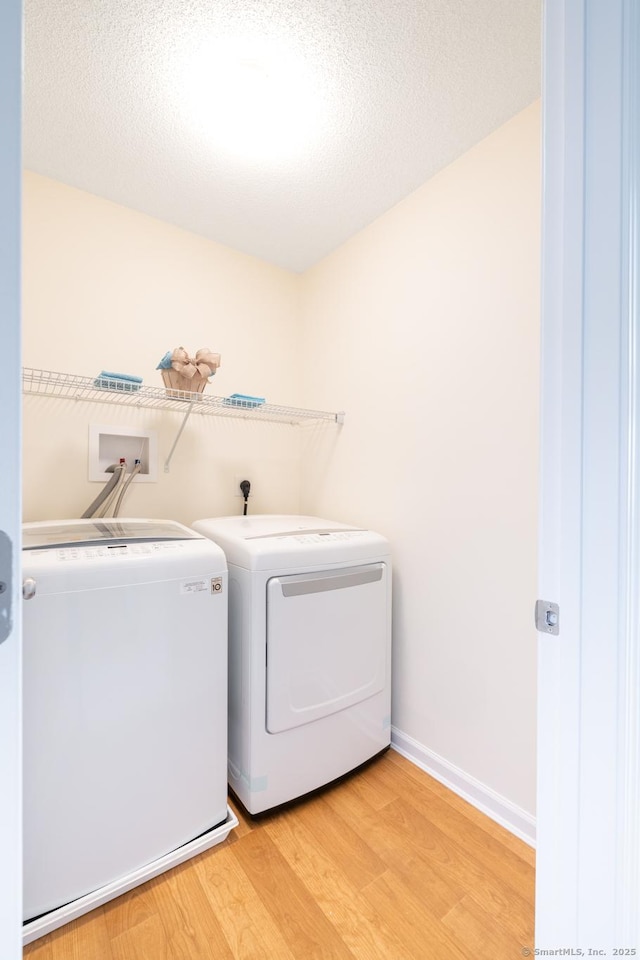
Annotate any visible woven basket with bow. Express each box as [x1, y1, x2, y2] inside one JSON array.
[[159, 347, 221, 399]]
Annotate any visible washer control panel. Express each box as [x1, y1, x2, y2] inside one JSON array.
[[26, 541, 188, 562]]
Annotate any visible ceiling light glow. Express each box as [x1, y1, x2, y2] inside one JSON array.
[[182, 36, 329, 163]]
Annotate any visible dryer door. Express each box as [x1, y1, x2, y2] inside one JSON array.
[[266, 562, 388, 734]]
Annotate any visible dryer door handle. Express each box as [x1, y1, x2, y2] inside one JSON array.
[[279, 564, 383, 598]]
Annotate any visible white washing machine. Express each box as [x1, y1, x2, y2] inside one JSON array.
[[192, 514, 392, 814], [22, 518, 236, 943]]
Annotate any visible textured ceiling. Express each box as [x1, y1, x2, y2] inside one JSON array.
[[23, 0, 541, 273]]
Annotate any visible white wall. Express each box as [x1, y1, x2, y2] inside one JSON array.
[[22, 172, 303, 524], [299, 102, 541, 816]]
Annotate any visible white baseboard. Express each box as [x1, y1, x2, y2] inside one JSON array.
[[390, 726, 536, 848]]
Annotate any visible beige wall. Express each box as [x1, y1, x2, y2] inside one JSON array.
[[22, 171, 303, 524], [22, 101, 540, 816], [299, 102, 541, 815]]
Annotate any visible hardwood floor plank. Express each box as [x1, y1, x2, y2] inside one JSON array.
[[263, 803, 422, 960], [369, 755, 535, 895], [361, 870, 470, 960], [323, 767, 387, 822], [150, 863, 236, 959], [341, 753, 400, 811], [379, 798, 534, 943], [323, 776, 467, 919], [65, 908, 115, 960], [442, 892, 533, 959], [286, 793, 387, 891], [379, 754, 536, 943], [194, 843, 298, 960], [232, 827, 356, 959], [43, 906, 114, 960], [23, 934, 55, 959], [110, 914, 169, 960], [387, 749, 536, 867], [101, 879, 160, 940]]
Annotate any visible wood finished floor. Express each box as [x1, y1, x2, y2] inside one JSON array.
[[24, 751, 535, 959]]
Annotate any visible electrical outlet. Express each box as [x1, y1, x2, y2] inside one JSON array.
[[234, 476, 252, 497]]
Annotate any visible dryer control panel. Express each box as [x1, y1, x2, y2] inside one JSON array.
[[286, 531, 368, 545], [192, 515, 390, 571]]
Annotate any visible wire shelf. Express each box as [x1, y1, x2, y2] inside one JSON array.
[[22, 368, 344, 426]]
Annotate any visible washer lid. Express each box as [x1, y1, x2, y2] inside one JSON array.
[[22, 518, 202, 550]]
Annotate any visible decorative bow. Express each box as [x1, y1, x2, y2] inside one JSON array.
[[168, 347, 221, 379]]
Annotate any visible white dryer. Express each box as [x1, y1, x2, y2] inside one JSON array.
[[22, 519, 235, 943], [192, 515, 392, 814]]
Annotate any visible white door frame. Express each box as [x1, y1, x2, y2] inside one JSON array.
[[537, 0, 640, 950], [0, 0, 23, 956]]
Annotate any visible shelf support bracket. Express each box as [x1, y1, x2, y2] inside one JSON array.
[[164, 403, 195, 473]]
